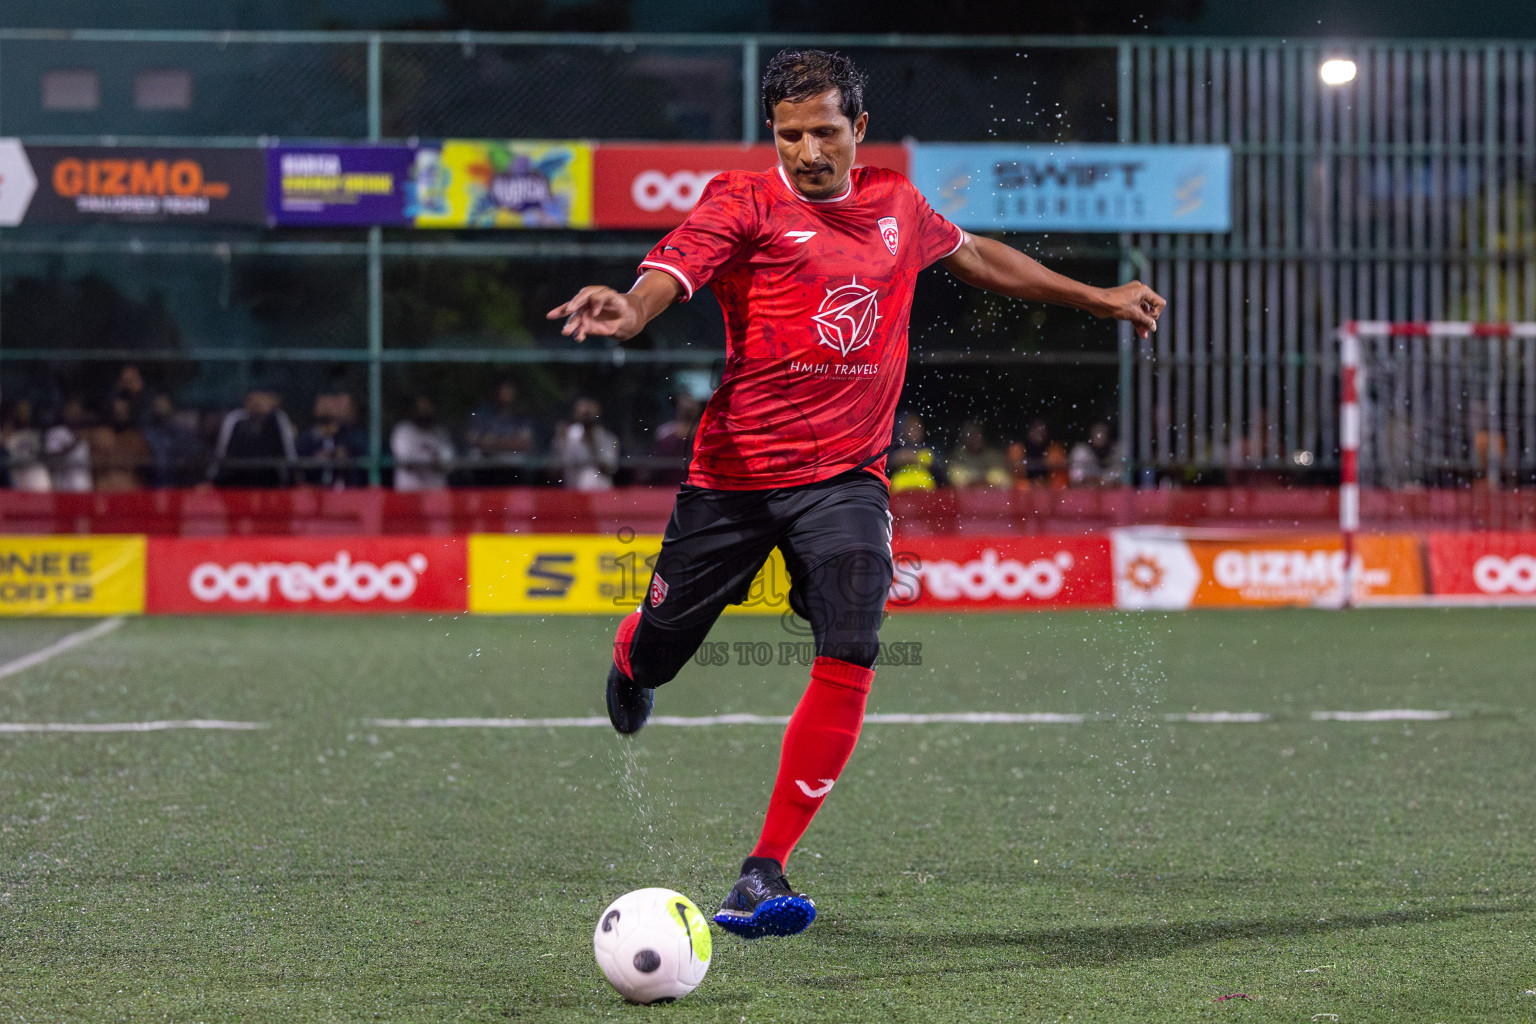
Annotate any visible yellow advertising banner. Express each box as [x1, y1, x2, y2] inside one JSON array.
[[469, 534, 790, 615], [0, 535, 146, 615], [411, 140, 594, 229]]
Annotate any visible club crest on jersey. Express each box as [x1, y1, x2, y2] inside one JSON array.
[[878, 216, 899, 255], [649, 574, 669, 607], [812, 277, 882, 357]]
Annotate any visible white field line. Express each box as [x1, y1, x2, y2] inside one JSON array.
[[364, 709, 1456, 729], [1311, 709, 1453, 722], [0, 719, 267, 733], [0, 617, 124, 682]]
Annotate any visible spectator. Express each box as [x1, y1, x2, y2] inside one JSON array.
[[391, 395, 454, 491], [552, 396, 619, 491], [44, 399, 93, 493], [946, 421, 1011, 488], [648, 393, 702, 485], [112, 364, 149, 424], [143, 393, 209, 488], [888, 411, 942, 493], [2, 399, 50, 492], [211, 389, 297, 488], [464, 379, 537, 485], [89, 396, 152, 492], [297, 392, 368, 488], [1069, 422, 1119, 486], [1011, 418, 1069, 489]]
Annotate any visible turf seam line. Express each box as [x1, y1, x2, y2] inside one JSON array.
[[0, 617, 125, 682], [362, 709, 1459, 729]]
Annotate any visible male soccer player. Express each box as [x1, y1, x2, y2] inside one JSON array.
[[548, 49, 1165, 939]]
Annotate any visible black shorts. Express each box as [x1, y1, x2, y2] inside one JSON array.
[[627, 469, 894, 684]]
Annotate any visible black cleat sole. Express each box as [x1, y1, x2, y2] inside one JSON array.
[[605, 663, 653, 735]]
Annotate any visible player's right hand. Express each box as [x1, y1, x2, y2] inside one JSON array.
[[547, 286, 641, 342]]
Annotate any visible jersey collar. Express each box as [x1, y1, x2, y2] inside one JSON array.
[[776, 165, 854, 205]]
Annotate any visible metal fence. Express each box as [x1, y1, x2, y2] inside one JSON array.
[[1126, 41, 1536, 480], [0, 30, 1533, 484]]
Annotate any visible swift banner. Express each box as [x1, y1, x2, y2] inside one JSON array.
[[909, 143, 1231, 232], [267, 146, 414, 226], [411, 140, 593, 228], [1111, 531, 1425, 609], [469, 534, 789, 615], [146, 537, 467, 614], [1426, 532, 1536, 600], [592, 142, 910, 229], [21, 145, 267, 224], [889, 536, 1112, 611], [0, 536, 145, 616]]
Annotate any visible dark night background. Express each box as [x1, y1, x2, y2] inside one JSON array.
[[0, 0, 1528, 37]]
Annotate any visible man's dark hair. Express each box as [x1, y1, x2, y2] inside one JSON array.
[[761, 49, 867, 125]]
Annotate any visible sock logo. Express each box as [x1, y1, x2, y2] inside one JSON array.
[[795, 778, 835, 798], [649, 574, 669, 607]]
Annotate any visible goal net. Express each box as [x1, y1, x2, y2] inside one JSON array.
[[1339, 321, 1536, 602]]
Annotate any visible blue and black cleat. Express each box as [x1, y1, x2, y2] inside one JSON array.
[[712, 857, 816, 939]]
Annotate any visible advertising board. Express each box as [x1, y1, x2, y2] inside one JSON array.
[[0, 536, 145, 616], [1112, 531, 1426, 609], [591, 142, 909, 229], [909, 143, 1231, 232], [146, 537, 467, 614], [890, 536, 1112, 611], [266, 146, 415, 226]]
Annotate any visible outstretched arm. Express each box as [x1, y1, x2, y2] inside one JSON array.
[[940, 234, 1166, 339], [545, 271, 683, 342]]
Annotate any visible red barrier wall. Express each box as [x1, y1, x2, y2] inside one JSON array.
[[3, 486, 1535, 537]]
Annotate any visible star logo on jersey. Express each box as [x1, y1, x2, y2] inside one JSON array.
[[812, 277, 882, 357], [878, 216, 899, 255]]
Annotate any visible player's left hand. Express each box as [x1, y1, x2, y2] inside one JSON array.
[[1098, 281, 1166, 340]]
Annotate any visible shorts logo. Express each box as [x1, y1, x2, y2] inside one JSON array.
[[812, 277, 882, 357], [878, 216, 899, 254], [795, 778, 835, 798], [649, 573, 669, 607]]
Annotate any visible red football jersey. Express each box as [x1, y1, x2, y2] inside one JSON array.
[[639, 164, 965, 490]]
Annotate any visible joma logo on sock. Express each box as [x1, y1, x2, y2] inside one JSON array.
[[795, 779, 835, 798]]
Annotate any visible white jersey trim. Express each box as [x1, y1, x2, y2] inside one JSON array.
[[639, 260, 696, 301], [940, 228, 967, 260], [776, 165, 854, 204]]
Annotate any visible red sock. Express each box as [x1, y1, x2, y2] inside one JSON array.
[[750, 656, 873, 868], [613, 610, 640, 678]]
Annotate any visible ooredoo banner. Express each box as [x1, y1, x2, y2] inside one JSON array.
[[1112, 531, 1426, 609], [0, 536, 145, 616], [23, 145, 267, 224], [592, 143, 910, 229], [146, 537, 467, 614], [890, 536, 1112, 611], [1426, 532, 1536, 600]]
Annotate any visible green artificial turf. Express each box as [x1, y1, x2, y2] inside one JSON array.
[[0, 610, 1533, 1022]]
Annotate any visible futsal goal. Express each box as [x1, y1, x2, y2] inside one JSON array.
[[1339, 321, 1536, 604]]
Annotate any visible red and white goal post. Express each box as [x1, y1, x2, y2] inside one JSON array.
[[1339, 320, 1536, 606]]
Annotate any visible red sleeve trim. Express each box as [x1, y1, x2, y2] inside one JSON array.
[[638, 260, 696, 301]]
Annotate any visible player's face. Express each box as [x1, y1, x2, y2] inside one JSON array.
[[768, 89, 868, 200]]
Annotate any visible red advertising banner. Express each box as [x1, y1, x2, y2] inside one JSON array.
[[146, 537, 467, 614], [889, 535, 1113, 612], [592, 142, 910, 229], [1427, 532, 1536, 599]]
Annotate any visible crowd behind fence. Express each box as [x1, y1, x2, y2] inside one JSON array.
[[0, 363, 1128, 493]]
